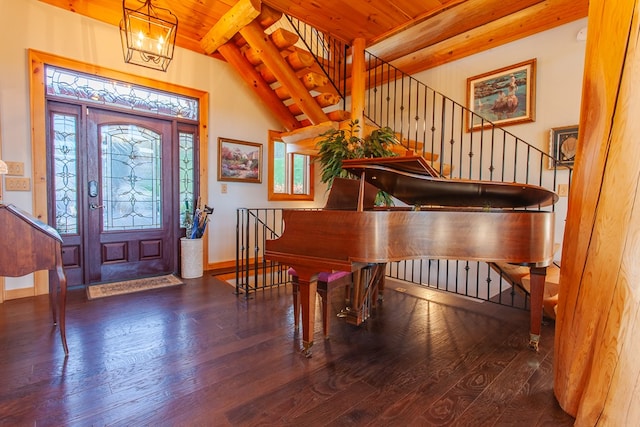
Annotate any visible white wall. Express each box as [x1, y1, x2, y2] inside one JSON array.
[[0, 0, 586, 291]]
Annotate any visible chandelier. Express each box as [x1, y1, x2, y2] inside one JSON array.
[[119, 0, 178, 71]]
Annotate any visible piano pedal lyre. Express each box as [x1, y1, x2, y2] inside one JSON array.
[[339, 263, 386, 326]]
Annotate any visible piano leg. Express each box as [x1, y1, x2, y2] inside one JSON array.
[[292, 281, 300, 330], [528, 266, 547, 351], [297, 275, 317, 357]]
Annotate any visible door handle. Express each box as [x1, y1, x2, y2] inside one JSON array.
[[89, 203, 104, 210]]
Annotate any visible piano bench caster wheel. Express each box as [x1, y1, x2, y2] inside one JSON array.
[[301, 342, 313, 358], [529, 334, 540, 352]]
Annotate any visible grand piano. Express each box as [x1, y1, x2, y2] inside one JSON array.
[[265, 156, 557, 356]]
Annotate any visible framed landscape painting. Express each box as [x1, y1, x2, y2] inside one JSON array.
[[466, 59, 537, 131], [217, 137, 262, 183]]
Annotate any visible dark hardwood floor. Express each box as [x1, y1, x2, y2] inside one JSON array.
[[0, 275, 574, 426]]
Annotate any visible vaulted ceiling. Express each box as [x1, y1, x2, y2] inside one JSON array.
[[39, 0, 588, 75]]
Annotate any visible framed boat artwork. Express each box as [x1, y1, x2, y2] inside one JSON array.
[[466, 59, 537, 131]]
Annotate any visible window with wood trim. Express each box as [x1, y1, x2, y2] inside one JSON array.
[[268, 130, 314, 201]]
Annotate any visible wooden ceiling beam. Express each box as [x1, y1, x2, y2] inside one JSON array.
[[200, 0, 262, 55], [338, 0, 588, 92], [39, 0, 588, 81], [368, 0, 545, 63], [390, 0, 588, 75]]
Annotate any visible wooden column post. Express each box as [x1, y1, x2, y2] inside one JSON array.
[[350, 38, 366, 139], [554, 0, 640, 424]]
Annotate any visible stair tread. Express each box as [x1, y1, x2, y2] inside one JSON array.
[[522, 265, 561, 319], [280, 121, 339, 144], [492, 262, 531, 285], [521, 264, 561, 297]]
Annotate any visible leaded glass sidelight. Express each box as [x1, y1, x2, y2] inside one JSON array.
[[101, 124, 162, 231], [53, 113, 79, 234], [179, 132, 194, 226]]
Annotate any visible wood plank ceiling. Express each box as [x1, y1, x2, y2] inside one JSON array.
[[39, 0, 588, 76]]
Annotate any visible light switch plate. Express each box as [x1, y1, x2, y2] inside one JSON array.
[[558, 184, 568, 197], [5, 177, 31, 191], [5, 161, 24, 176]]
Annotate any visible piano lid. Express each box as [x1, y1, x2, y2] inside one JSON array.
[[342, 156, 559, 209]]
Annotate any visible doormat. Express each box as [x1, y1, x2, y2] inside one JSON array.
[[86, 274, 183, 300]]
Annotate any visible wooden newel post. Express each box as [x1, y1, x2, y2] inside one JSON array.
[[554, 0, 640, 424], [350, 37, 366, 138]]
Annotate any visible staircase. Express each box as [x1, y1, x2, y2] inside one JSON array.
[[200, 1, 451, 162], [200, 1, 349, 140]]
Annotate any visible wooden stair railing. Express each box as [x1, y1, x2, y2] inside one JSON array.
[[201, 0, 348, 132]]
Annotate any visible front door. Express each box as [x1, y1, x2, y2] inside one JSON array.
[[49, 103, 176, 286]]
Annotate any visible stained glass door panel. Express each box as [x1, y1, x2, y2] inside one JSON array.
[[86, 109, 174, 284]]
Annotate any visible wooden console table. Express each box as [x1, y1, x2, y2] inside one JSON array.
[[0, 204, 68, 355]]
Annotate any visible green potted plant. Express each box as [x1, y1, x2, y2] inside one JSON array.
[[315, 120, 400, 205]]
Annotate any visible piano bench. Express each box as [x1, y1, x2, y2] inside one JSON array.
[[288, 268, 352, 338]]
